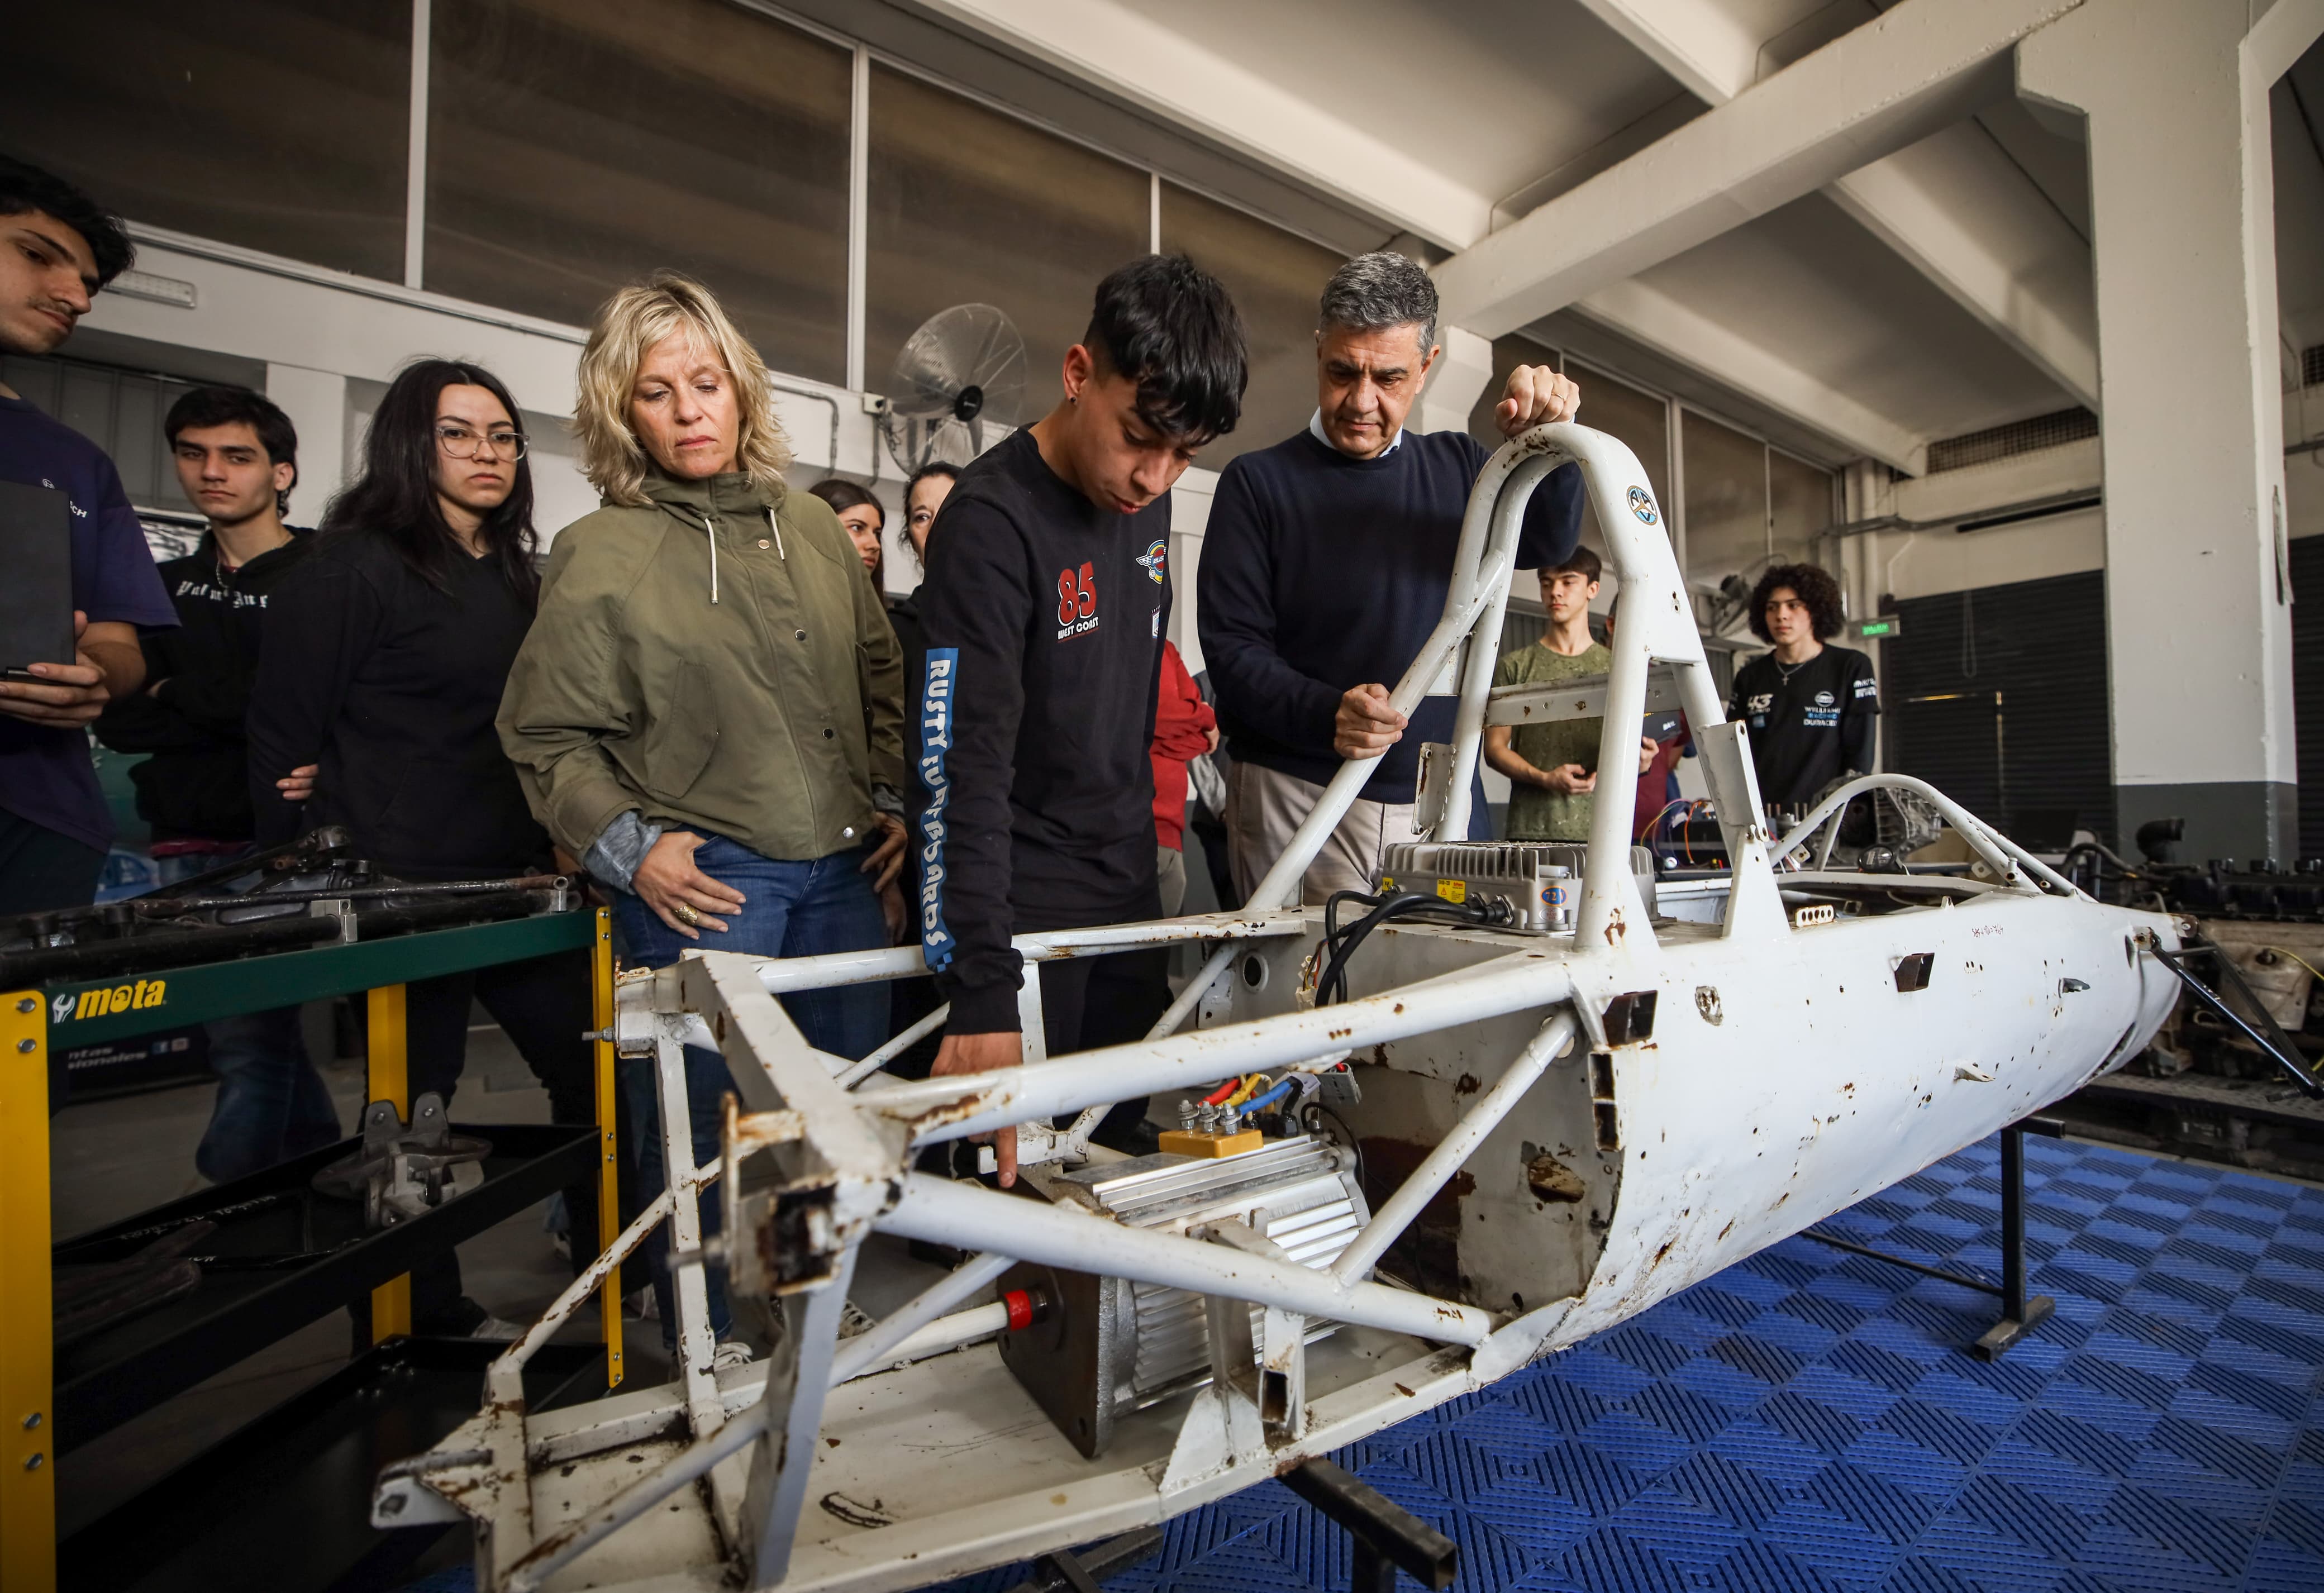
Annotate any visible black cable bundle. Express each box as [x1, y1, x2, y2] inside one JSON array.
[[1314, 888, 1510, 1007]]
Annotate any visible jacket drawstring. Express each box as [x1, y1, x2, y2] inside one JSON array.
[[766, 507, 784, 560], [705, 511, 719, 604]]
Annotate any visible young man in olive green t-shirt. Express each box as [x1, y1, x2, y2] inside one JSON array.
[[1484, 546, 1654, 841]]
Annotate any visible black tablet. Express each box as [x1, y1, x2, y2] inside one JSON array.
[[0, 479, 75, 680]]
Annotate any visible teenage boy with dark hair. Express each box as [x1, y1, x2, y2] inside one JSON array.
[[0, 156, 174, 916], [916, 255, 1247, 1183], [97, 385, 336, 1179], [1725, 561, 1878, 812]]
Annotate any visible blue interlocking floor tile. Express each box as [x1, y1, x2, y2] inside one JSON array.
[[920, 1141, 2324, 1593]]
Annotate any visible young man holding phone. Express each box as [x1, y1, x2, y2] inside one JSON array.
[[0, 157, 173, 916], [1483, 546, 1657, 842]]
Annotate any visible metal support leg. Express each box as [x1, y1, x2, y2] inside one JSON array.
[[1001, 1528, 1164, 1593], [366, 984, 411, 1342], [2, 989, 54, 1593], [1803, 1118, 2058, 1360], [1283, 1459, 1455, 1592], [1970, 1122, 2056, 1362], [589, 909, 623, 1390], [742, 1246, 860, 1584], [652, 1037, 722, 1434]]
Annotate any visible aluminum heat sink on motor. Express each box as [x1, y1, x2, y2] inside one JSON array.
[[998, 1136, 1368, 1458], [1376, 840, 1659, 932]]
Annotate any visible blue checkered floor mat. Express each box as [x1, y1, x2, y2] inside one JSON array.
[[931, 1137, 2324, 1593]]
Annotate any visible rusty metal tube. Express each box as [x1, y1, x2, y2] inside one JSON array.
[[827, 1250, 1013, 1386], [838, 1000, 950, 1089], [877, 1174, 1494, 1346], [869, 950, 1571, 1146], [746, 913, 1304, 996], [1331, 1009, 1578, 1285], [485, 1157, 720, 1406], [504, 1400, 769, 1593]]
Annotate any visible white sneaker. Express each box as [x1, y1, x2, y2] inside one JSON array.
[[469, 1314, 526, 1342], [628, 1287, 660, 1322], [711, 1340, 755, 1372]]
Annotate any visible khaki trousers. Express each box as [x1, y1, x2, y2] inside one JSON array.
[[1225, 760, 1421, 907]]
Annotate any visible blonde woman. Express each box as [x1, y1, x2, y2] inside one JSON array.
[[498, 273, 904, 1347]]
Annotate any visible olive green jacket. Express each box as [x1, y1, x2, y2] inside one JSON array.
[[497, 468, 904, 865]]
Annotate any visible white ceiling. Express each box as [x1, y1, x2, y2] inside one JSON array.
[[860, 0, 2324, 466], [1104, 0, 1684, 209], [1629, 193, 2075, 444]]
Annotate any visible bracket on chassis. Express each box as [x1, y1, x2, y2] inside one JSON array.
[[2148, 935, 2324, 1098]]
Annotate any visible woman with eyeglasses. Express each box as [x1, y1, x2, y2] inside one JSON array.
[[249, 356, 601, 1339]]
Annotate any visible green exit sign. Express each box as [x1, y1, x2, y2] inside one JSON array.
[[1854, 616, 1903, 640]]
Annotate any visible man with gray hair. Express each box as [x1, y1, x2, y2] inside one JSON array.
[[1197, 250, 1584, 902]]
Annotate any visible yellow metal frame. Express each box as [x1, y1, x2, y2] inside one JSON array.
[[592, 908, 622, 1389], [366, 985, 411, 1341], [2, 991, 53, 1593], [0, 915, 620, 1587]]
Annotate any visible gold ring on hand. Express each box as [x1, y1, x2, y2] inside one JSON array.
[[675, 903, 702, 927]]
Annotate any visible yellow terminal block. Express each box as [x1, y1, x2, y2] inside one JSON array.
[[1157, 1126, 1265, 1158]]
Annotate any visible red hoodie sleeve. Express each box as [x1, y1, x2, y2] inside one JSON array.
[[1150, 642, 1210, 848], [1151, 642, 1213, 760]]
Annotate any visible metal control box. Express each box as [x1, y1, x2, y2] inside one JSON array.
[[1377, 840, 1658, 932]]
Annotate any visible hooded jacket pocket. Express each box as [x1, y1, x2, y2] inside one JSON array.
[[642, 662, 721, 799]]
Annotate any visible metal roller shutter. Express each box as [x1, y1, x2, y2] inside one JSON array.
[[1888, 571, 2111, 849]]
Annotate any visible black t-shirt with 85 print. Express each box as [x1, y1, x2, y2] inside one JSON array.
[[1726, 645, 1878, 809]]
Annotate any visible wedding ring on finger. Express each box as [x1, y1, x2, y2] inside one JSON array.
[[675, 903, 702, 927]]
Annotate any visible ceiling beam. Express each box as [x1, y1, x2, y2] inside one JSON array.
[[899, 0, 1496, 246], [1432, 0, 2079, 343], [1573, 0, 2097, 406], [1575, 279, 1931, 472]]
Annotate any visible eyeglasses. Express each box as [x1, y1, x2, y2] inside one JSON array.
[[436, 423, 527, 461]]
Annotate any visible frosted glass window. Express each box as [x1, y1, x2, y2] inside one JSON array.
[[2, 0, 411, 281], [1160, 184, 1343, 469], [0, 355, 199, 515], [1560, 361, 1671, 566], [1682, 409, 1770, 584], [1769, 447, 1835, 569], [427, 0, 850, 384], [867, 66, 1149, 419]]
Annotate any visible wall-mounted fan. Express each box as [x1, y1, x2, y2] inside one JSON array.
[[878, 303, 1027, 476]]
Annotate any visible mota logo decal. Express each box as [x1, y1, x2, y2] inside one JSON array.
[[1136, 538, 1167, 584], [53, 980, 169, 1024], [1626, 486, 1660, 526]]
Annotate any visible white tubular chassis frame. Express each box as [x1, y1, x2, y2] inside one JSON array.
[[375, 426, 2185, 1593]]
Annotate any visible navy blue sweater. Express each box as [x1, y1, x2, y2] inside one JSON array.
[[1197, 427, 1582, 802]]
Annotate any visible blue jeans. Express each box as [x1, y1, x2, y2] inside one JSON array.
[[611, 835, 888, 1341], [147, 852, 342, 1181]]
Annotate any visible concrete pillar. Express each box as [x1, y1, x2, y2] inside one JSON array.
[[1417, 325, 1496, 440], [263, 364, 349, 529], [2021, 0, 2318, 864]]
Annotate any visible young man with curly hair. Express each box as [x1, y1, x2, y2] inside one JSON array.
[[1725, 562, 1878, 812]]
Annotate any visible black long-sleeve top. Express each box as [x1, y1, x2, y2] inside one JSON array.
[[912, 430, 1168, 1034], [95, 532, 311, 842], [1196, 427, 1582, 802], [1725, 645, 1879, 808], [247, 530, 550, 880]]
